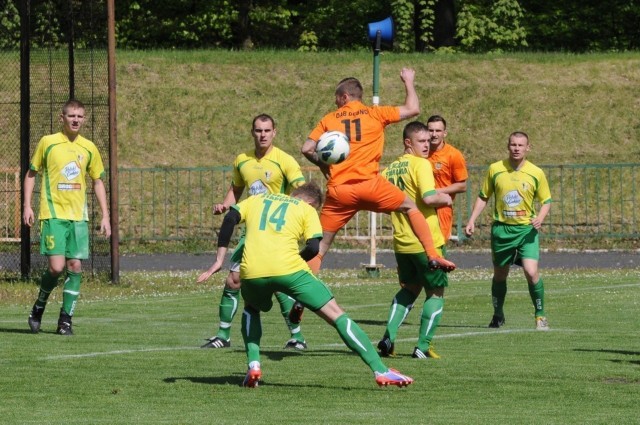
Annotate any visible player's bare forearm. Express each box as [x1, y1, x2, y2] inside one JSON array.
[[438, 181, 467, 195], [423, 193, 452, 208], [302, 138, 330, 179], [532, 203, 551, 229], [398, 68, 419, 119], [197, 246, 227, 283], [22, 171, 36, 226], [93, 179, 111, 236], [214, 185, 243, 215], [465, 197, 488, 236]]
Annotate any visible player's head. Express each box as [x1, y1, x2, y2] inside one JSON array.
[[335, 77, 363, 107], [252, 113, 277, 152], [62, 98, 85, 115], [426, 115, 448, 150], [402, 121, 430, 158], [291, 182, 324, 209], [60, 98, 86, 139], [507, 131, 530, 163]]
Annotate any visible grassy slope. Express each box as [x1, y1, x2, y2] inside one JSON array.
[[115, 50, 640, 169]]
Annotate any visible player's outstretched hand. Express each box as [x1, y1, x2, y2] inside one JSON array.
[[428, 257, 456, 273], [197, 261, 223, 283]]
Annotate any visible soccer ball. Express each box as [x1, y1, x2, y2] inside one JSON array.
[[316, 131, 350, 165]]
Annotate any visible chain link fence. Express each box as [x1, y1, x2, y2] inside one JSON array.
[[0, 0, 111, 279]]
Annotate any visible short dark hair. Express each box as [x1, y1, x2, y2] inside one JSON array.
[[335, 77, 363, 100], [426, 114, 447, 129], [291, 182, 324, 209], [62, 99, 85, 114], [402, 121, 428, 140], [509, 131, 529, 143], [252, 113, 275, 129]]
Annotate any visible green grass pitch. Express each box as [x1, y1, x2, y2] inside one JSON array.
[[1, 267, 638, 424]]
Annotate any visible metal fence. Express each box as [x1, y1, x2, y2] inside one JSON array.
[[0, 0, 112, 278], [115, 163, 640, 246]]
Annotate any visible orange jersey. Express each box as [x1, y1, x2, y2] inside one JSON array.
[[308, 100, 400, 186], [428, 142, 468, 240]]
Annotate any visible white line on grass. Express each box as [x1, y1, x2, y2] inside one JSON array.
[[44, 346, 200, 360], [42, 328, 563, 361]]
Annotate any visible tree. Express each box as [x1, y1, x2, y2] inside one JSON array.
[[455, 0, 528, 52]]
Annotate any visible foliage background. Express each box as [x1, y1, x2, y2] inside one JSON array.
[[2, 0, 640, 52]]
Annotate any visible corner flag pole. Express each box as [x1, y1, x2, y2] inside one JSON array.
[[369, 29, 382, 269]]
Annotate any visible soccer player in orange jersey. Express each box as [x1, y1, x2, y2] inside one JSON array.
[[426, 115, 468, 241], [300, 68, 455, 273]]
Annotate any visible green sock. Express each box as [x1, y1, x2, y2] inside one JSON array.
[[417, 296, 444, 351], [34, 270, 59, 309], [491, 278, 507, 317], [384, 287, 418, 342], [275, 292, 305, 342], [334, 313, 386, 374], [217, 288, 239, 340], [61, 270, 81, 316], [240, 306, 262, 365], [528, 278, 545, 317]]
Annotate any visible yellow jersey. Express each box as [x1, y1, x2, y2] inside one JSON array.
[[479, 160, 552, 225], [235, 193, 323, 279], [30, 132, 105, 221], [382, 154, 445, 253], [232, 146, 305, 196]]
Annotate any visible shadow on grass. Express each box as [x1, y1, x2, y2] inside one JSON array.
[[164, 375, 243, 386], [162, 375, 376, 390], [574, 348, 640, 356], [574, 348, 640, 366], [439, 324, 489, 329], [354, 320, 488, 329], [0, 327, 40, 334], [260, 348, 352, 361]]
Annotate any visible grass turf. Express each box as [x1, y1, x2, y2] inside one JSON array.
[[0, 267, 638, 424]]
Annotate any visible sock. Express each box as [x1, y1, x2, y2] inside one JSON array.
[[334, 313, 386, 374], [306, 253, 323, 274], [241, 307, 262, 365], [528, 278, 545, 317], [383, 287, 417, 342], [492, 278, 507, 318], [61, 270, 81, 316], [216, 288, 239, 340], [417, 296, 444, 351], [34, 270, 59, 309], [275, 292, 305, 342], [407, 209, 439, 258]]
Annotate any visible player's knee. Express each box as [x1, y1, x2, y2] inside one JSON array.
[[225, 272, 241, 290], [397, 196, 418, 213]]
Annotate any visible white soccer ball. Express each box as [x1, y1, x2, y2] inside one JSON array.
[[316, 130, 350, 165]]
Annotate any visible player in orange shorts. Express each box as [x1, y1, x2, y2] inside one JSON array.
[[300, 68, 456, 274]]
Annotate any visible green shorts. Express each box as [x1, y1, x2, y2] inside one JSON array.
[[39, 219, 89, 259], [241, 270, 334, 313], [395, 248, 448, 290], [491, 222, 539, 267], [229, 236, 245, 272]]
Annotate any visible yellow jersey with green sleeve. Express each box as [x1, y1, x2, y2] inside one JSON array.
[[232, 146, 305, 196], [30, 132, 105, 221], [479, 159, 552, 225], [382, 154, 445, 253], [234, 193, 323, 279]]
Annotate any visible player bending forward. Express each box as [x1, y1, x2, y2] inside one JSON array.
[[197, 182, 414, 388]]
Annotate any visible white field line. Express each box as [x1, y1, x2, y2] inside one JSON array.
[[42, 328, 561, 361], [34, 281, 638, 361]]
